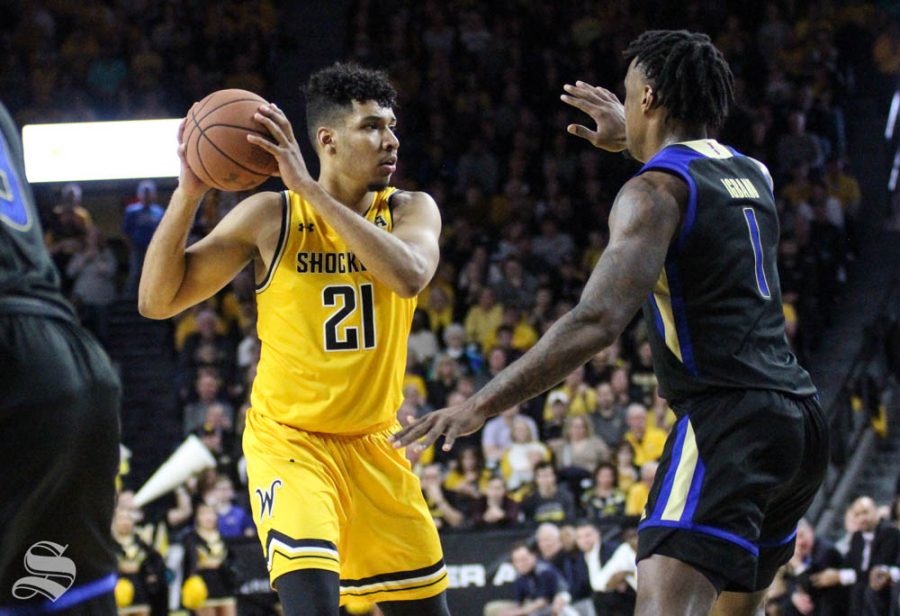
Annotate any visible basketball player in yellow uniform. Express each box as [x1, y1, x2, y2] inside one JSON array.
[[139, 64, 448, 616]]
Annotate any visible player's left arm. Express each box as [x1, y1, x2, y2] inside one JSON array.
[[392, 171, 685, 450]]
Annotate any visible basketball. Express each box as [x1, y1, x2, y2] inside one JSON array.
[[183, 89, 278, 192]]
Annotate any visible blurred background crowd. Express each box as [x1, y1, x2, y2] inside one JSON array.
[[4, 0, 900, 614]]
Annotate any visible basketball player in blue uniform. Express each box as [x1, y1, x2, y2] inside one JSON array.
[[394, 30, 828, 616], [0, 101, 121, 613]]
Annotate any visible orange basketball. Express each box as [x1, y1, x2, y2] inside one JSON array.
[[183, 89, 278, 192]]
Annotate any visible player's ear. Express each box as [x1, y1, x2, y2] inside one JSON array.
[[317, 127, 336, 155], [641, 85, 654, 113]]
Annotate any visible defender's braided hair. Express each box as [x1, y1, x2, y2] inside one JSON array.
[[623, 30, 735, 129]]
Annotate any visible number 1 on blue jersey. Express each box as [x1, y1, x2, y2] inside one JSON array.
[[742, 207, 771, 300]]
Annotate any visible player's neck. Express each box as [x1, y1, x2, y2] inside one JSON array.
[[644, 122, 709, 160], [318, 170, 374, 215]]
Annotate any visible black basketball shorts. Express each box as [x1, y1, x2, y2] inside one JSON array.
[[636, 388, 829, 593], [0, 313, 121, 613]]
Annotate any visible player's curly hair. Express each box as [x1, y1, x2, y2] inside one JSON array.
[[303, 62, 397, 146], [623, 30, 735, 129]]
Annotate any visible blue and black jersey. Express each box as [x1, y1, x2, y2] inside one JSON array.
[[636, 139, 815, 403], [0, 100, 120, 611], [0, 101, 75, 321]]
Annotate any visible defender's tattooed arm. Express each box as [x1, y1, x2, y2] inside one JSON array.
[[392, 170, 686, 452]]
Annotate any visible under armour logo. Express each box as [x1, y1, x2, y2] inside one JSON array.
[[374, 215, 387, 228], [256, 479, 283, 521], [298, 222, 315, 232], [12, 541, 76, 602]]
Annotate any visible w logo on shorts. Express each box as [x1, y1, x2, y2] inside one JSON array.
[[12, 541, 76, 601], [256, 479, 283, 521]]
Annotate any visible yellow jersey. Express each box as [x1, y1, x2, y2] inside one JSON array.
[[251, 187, 416, 434]]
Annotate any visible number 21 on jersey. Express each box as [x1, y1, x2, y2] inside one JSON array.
[[322, 283, 376, 351]]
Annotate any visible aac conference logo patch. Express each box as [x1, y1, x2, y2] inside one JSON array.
[[12, 541, 76, 602]]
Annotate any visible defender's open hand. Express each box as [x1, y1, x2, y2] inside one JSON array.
[[391, 402, 486, 453], [561, 81, 627, 152]]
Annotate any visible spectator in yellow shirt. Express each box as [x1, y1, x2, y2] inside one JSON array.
[[482, 306, 539, 353], [402, 375, 430, 415], [623, 404, 667, 466], [625, 462, 659, 516], [647, 389, 676, 434], [780, 162, 812, 207], [542, 364, 598, 421], [825, 156, 862, 255], [615, 442, 639, 493], [417, 261, 456, 311], [464, 287, 504, 351], [824, 157, 861, 215], [444, 446, 491, 500], [398, 401, 433, 473], [422, 285, 454, 336], [783, 301, 799, 350], [173, 302, 229, 351]]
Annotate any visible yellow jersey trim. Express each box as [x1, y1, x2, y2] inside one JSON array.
[[677, 139, 733, 159], [660, 419, 700, 521], [256, 191, 291, 294], [386, 189, 400, 228], [652, 269, 683, 362]]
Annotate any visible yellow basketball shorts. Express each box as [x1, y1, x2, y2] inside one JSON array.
[[243, 408, 448, 605]]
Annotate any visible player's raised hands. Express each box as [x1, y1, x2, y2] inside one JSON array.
[[561, 81, 627, 152], [391, 400, 487, 453], [249, 103, 314, 192]]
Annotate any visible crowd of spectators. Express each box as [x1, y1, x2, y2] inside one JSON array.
[[765, 495, 900, 616], [2, 0, 277, 124], [6, 0, 900, 614], [483, 523, 638, 616], [4, 0, 276, 346], [481, 491, 900, 616]]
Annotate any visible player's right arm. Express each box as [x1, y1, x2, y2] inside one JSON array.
[[138, 119, 279, 320], [392, 171, 684, 451]]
